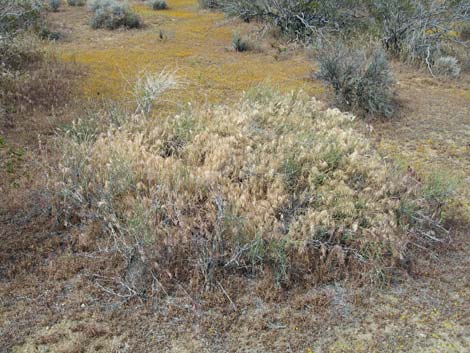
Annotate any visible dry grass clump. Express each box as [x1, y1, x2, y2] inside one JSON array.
[[54, 81, 446, 297], [0, 0, 78, 117], [133, 70, 180, 115], [0, 35, 78, 115]]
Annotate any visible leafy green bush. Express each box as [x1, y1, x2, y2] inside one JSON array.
[[89, 0, 142, 30], [316, 44, 395, 118], [149, 0, 167, 10]]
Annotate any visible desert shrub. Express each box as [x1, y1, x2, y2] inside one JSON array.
[[232, 33, 252, 52], [367, 0, 470, 67], [433, 56, 461, 78], [54, 76, 445, 297], [222, 0, 470, 74], [39, 27, 63, 40], [67, 0, 86, 6], [48, 0, 61, 12], [316, 44, 395, 118], [0, 0, 44, 37], [89, 0, 142, 30], [222, 0, 363, 40], [460, 23, 470, 42], [0, 34, 43, 71], [149, 0, 167, 10], [198, 0, 221, 9]]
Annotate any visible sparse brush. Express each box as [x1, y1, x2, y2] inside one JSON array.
[[460, 23, 470, 42], [1, 56, 78, 114], [316, 43, 395, 118], [222, 0, 470, 76], [48, 0, 61, 12], [133, 70, 180, 115], [368, 0, 470, 70], [0, 34, 43, 71], [89, 0, 142, 30], [149, 0, 167, 10], [39, 27, 62, 40], [0, 0, 44, 36], [433, 56, 461, 78], [198, 0, 221, 9], [67, 0, 86, 6], [421, 171, 457, 212]]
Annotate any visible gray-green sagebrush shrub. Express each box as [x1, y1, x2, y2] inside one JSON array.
[[222, 0, 368, 39], [67, 0, 86, 6], [198, 0, 221, 9], [89, 0, 142, 29], [232, 33, 251, 52], [0, 0, 44, 37], [433, 56, 461, 78], [367, 0, 470, 67], [222, 0, 470, 73], [316, 44, 395, 118], [149, 0, 167, 10], [48, 0, 61, 12], [0, 34, 42, 71]]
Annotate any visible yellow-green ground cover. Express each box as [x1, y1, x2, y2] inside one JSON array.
[[53, 0, 320, 102]]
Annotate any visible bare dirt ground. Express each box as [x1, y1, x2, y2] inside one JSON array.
[[1, 0, 470, 352]]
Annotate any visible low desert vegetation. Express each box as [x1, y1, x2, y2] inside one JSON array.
[[232, 32, 252, 52], [51, 71, 449, 299], [67, 0, 86, 6], [460, 22, 470, 41], [315, 44, 395, 118], [0, 0, 44, 36], [0, 0, 76, 116], [148, 0, 167, 10], [432, 56, 462, 78], [47, 0, 61, 12], [210, 0, 470, 117], [198, 0, 221, 9], [89, 0, 142, 30]]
